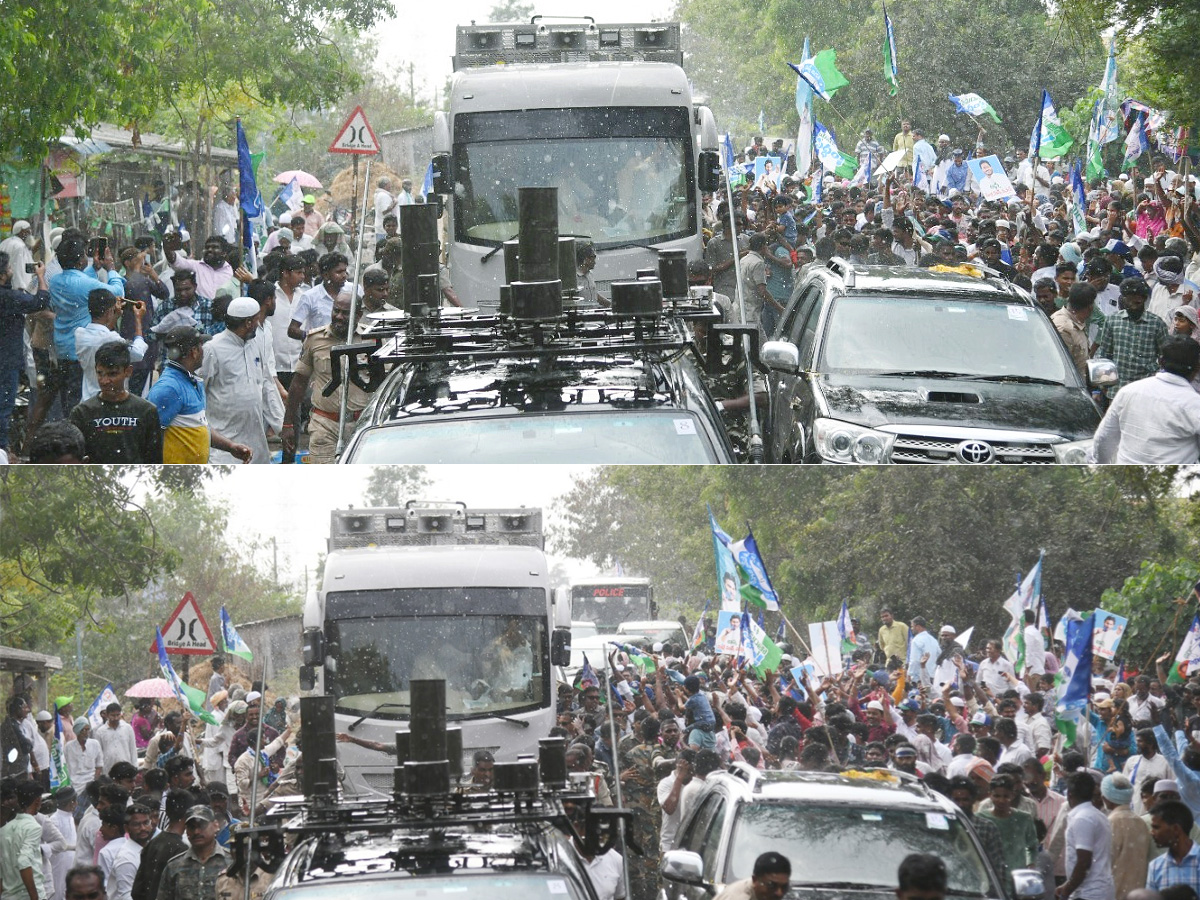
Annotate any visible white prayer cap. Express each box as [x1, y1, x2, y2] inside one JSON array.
[[226, 297, 260, 318]]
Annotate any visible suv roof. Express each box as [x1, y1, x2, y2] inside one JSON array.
[[710, 763, 958, 813], [818, 258, 1031, 303]]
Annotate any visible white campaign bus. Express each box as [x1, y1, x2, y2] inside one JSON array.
[[300, 503, 570, 797], [430, 19, 722, 308]]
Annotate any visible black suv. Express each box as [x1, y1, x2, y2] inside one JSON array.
[[760, 260, 1102, 464]]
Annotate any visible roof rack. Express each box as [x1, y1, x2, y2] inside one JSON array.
[[825, 256, 857, 289], [324, 185, 758, 398]]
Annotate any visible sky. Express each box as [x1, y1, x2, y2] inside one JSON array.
[[205, 465, 603, 586], [369, 1, 676, 107]]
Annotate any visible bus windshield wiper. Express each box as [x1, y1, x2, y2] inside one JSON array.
[[347, 702, 410, 732], [482, 235, 519, 263]]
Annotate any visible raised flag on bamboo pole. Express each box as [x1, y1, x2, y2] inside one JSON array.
[[1123, 113, 1150, 170], [1168, 615, 1200, 684], [1002, 553, 1043, 672], [882, 2, 898, 96], [788, 50, 849, 103], [220, 606, 254, 662], [1055, 613, 1093, 745], [949, 93, 1002, 124], [1030, 90, 1073, 160], [155, 628, 219, 725], [795, 38, 814, 177]]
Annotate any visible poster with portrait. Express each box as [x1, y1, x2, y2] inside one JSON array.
[[754, 155, 783, 191], [714, 610, 745, 655], [1092, 609, 1128, 660], [967, 154, 1016, 202]]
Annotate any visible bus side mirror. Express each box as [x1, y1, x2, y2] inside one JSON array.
[[299, 666, 316, 691], [551, 628, 572, 666], [697, 150, 721, 193], [431, 153, 452, 195], [302, 628, 325, 666]]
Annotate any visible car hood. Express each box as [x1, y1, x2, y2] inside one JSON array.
[[815, 372, 1101, 440]]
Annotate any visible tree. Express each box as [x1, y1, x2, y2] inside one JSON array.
[[488, 0, 535, 22], [677, 0, 1105, 153], [0, 469, 202, 649], [361, 466, 432, 507], [1059, 0, 1200, 127], [554, 467, 1185, 640]]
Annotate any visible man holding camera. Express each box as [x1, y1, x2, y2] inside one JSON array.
[[0, 250, 50, 455], [0, 221, 39, 292]]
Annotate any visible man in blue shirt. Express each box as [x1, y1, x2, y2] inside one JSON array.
[[1147, 800, 1200, 892], [908, 617, 940, 685], [945, 150, 969, 194], [49, 234, 124, 409]]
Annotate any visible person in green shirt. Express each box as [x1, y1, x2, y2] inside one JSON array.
[[977, 773, 1039, 876]]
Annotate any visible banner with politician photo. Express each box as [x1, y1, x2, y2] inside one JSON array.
[[967, 154, 1016, 201], [714, 610, 745, 655], [1092, 609, 1128, 660]]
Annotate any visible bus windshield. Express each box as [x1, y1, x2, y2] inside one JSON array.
[[324, 588, 548, 719], [452, 107, 695, 249], [570, 585, 652, 631]]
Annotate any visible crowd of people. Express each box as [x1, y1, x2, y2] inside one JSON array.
[[697, 130, 1200, 462], [0, 658, 295, 900], [533, 606, 1200, 900], [0, 179, 446, 465]]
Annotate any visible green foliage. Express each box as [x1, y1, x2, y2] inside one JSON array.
[[0, 469, 180, 648], [554, 468, 1184, 642], [0, 0, 393, 164], [361, 466, 432, 507], [487, 0, 535, 22], [678, 0, 1105, 152], [1099, 559, 1200, 671], [1059, 0, 1200, 127]]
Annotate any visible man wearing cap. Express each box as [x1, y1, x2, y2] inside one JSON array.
[[200, 297, 273, 464], [300, 195, 325, 237], [156, 806, 229, 900], [1098, 773, 1149, 899], [146, 326, 251, 464], [0, 220, 38, 292], [713, 851, 791, 900], [1148, 257, 1196, 324], [65, 717, 104, 794], [281, 291, 369, 464], [1092, 337, 1200, 464], [1094, 278, 1171, 397]]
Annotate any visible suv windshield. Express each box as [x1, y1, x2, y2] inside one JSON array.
[[349, 412, 718, 463], [274, 874, 589, 900], [726, 802, 994, 896], [820, 295, 1070, 383]]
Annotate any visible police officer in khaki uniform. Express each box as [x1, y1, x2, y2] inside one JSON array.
[[280, 292, 368, 463]]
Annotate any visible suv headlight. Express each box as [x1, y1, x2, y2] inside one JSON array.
[[1052, 438, 1092, 464], [814, 419, 897, 464]]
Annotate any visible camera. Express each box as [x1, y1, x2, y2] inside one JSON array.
[[25, 263, 36, 274]]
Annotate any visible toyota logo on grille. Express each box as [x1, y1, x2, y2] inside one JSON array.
[[956, 440, 994, 464]]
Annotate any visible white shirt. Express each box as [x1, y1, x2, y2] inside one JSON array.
[[74, 807, 100, 867], [213, 201, 239, 244], [999, 740, 1035, 768], [200, 327, 273, 464], [583, 849, 626, 900], [977, 656, 1016, 695], [1127, 694, 1165, 726], [1064, 803, 1115, 900], [270, 285, 304, 372], [1123, 752, 1172, 816], [291, 283, 336, 333], [0, 235, 35, 292], [99, 836, 142, 900], [94, 720, 138, 771], [1148, 283, 1195, 323], [64, 738, 103, 793], [1024, 624, 1046, 675], [75, 323, 147, 401], [656, 774, 703, 853], [1025, 712, 1053, 753], [1092, 372, 1200, 463], [50, 809, 76, 900], [373, 189, 396, 234]]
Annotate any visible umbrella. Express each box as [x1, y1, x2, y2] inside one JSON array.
[[125, 678, 176, 699], [273, 170, 322, 189]]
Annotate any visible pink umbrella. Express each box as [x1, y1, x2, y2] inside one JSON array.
[[273, 170, 323, 189], [125, 678, 176, 699]]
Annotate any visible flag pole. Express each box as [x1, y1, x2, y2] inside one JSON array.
[[776, 610, 841, 766], [337, 156, 374, 455], [603, 641, 631, 900]]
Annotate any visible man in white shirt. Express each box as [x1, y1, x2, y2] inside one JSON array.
[[1059, 773, 1115, 900], [64, 718, 103, 794], [1023, 609, 1046, 686], [201, 297, 273, 464], [1022, 693, 1053, 756], [98, 803, 154, 900], [1092, 338, 1200, 464], [288, 253, 349, 339], [373, 178, 397, 243], [75, 291, 147, 402], [657, 752, 702, 853], [1127, 676, 1166, 729], [94, 703, 138, 772], [978, 640, 1017, 696], [996, 717, 1034, 768], [1124, 728, 1172, 816]]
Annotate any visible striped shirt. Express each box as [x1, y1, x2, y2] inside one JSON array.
[[1147, 840, 1200, 892]]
